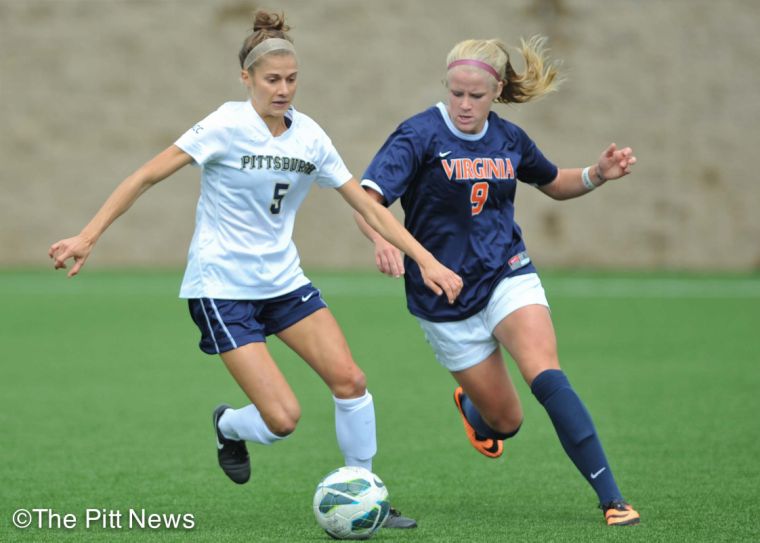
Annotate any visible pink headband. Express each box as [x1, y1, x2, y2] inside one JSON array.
[[447, 59, 501, 81]]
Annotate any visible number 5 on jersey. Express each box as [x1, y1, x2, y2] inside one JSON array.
[[470, 181, 489, 216], [270, 182, 290, 214]]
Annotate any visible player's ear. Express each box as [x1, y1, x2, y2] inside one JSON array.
[[240, 69, 252, 89]]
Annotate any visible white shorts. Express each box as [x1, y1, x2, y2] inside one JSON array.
[[416, 273, 549, 372]]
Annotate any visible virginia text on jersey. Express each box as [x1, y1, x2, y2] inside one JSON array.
[[440, 157, 516, 181]]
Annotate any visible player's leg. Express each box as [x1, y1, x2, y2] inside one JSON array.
[[219, 342, 301, 439], [493, 301, 639, 525], [416, 309, 522, 458], [450, 348, 524, 458], [275, 300, 417, 529], [188, 298, 297, 484], [276, 307, 375, 469], [212, 343, 300, 484], [257, 283, 374, 469]]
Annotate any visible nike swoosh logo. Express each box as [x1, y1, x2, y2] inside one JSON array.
[[590, 467, 606, 479], [301, 292, 317, 303], [438, 151, 452, 158], [484, 439, 501, 454], [214, 409, 227, 449]]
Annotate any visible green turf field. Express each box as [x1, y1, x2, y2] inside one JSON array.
[[1, 269, 758, 542]]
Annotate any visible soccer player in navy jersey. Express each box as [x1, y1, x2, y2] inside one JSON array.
[[48, 10, 465, 530], [355, 36, 640, 526]]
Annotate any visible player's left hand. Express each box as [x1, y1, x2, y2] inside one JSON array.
[[374, 237, 405, 278], [597, 143, 636, 182], [418, 260, 463, 304]]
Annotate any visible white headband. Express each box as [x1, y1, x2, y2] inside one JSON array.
[[243, 38, 297, 70]]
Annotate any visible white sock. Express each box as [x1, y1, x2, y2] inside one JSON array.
[[219, 404, 283, 445], [334, 390, 377, 471]]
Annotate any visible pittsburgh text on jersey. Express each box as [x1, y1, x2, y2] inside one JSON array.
[[240, 154, 317, 174]]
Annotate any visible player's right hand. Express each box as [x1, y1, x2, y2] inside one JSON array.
[[48, 235, 94, 277], [374, 238, 405, 278]]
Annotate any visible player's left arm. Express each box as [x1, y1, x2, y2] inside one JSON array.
[[338, 178, 463, 304], [539, 143, 636, 200]]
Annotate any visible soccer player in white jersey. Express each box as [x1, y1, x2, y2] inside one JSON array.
[[355, 37, 640, 526], [48, 10, 463, 530]]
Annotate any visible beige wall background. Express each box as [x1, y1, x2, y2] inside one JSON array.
[[1, 0, 758, 270]]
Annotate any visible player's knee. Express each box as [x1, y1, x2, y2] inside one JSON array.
[[264, 405, 301, 437], [499, 419, 523, 440], [267, 416, 299, 437], [480, 396, 523, 434], [487, 408, 523, 437], [331, 366, 367, 399]]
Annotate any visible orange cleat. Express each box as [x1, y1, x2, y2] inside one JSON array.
[[602, 501, 640, 526], [453, 387, 503, 458]]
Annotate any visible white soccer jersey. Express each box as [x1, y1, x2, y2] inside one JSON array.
[[174, 101, 352, 299]]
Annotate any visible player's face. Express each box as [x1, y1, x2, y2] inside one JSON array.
[[243, 53, 298, 121], [446, 67, 503, 134]]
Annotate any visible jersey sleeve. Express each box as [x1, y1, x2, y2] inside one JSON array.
[[515, 127, 558, 186], [314, 136, 352, 189], [361, 122, 424, 206], [174, 108, 231, 167]]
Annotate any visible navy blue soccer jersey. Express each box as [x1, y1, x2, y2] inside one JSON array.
[[362, 103, 558, 322]]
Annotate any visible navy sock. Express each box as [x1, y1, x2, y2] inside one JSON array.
[[531, 369, 622, 505], [460, 393, 520, 441]]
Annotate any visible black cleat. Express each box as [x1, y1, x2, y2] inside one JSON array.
[[212, 404, 250, 484], [382, 507, 417, 529]]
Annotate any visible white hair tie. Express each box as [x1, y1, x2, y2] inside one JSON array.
[[243, 38, 297, 70]]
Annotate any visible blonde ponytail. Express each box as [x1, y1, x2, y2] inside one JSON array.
[[446, 36, 563, 104], [503, 35, 562, 104]]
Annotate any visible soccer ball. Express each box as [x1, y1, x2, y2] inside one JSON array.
[[312, 466, 390, 540]]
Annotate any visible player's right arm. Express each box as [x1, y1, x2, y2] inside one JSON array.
[[49, 145, 193, 277], [353, 121, 422, 279]]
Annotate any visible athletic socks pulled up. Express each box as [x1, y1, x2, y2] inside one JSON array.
[[530, 369, 623, 505], [218, 391, 378, 473], [334, 390, 377, 471]]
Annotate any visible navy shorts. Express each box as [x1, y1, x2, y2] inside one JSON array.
[[188, 283, 327, 355]]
